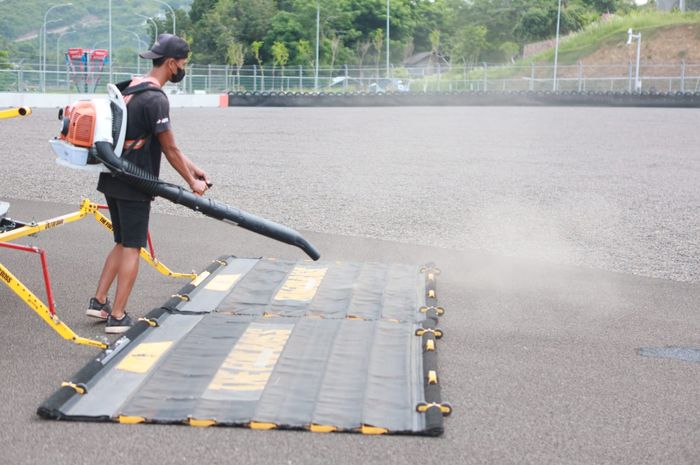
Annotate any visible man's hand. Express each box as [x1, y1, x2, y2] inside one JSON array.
[[191, 165, 211, 186], [190, 179, 208, 196], [158, 129, 212, 195]]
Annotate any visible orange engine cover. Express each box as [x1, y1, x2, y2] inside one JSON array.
[[65, 101, 96, 148]]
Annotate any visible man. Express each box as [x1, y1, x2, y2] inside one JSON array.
[[86, 34, 210, 334]]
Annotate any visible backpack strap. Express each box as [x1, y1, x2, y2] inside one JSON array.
[[122, 80, 166, 99], [115, 79, 132, 93], [120, 79, 167, 155]]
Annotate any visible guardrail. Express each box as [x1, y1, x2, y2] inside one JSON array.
[[2, 62, 699, 95]]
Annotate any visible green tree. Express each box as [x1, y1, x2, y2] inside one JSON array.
[[151, 8, 191, 39], [356, 39, 371, 67], [251, 39, 265, 89], [296, 39, 313, 67], [0, 49, 14, 91], [329, 33, 342, 72], [513, 7, 552, 43], [372, 28, 383, 70], [271, 41, 289, 67], [429, 30, 441, 57], [227, 41, 246, 67], [499, 41, 520, 64], [251, 40, 264, 66], [177, 0, 632, 68], [271, 40, 289, 87], [264, 11, 307, 64], [190, 0, 218, 24], [227, 41, 246, 88], [190, 0, 277, 64], [449, 25, 487, 65]]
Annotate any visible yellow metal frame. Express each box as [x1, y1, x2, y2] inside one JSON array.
[[0, 199, 197, 350]]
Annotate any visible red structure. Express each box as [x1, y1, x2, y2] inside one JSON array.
[[65, 48, 109, 93]]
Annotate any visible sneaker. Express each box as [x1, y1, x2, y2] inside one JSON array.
[[86, 297, 112, 320], [105, 313, 133, 334]]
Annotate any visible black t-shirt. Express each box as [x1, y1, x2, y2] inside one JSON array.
[[97, 81, 172, 201]]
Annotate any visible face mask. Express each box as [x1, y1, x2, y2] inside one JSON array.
[[170, 64, 186, 83]]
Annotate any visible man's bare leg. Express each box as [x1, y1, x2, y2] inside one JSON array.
[[95, 244, 123, 304], [111, 247, 141, 319]]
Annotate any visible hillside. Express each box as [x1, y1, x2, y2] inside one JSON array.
[[531, 11, 700, 67], [454, 10, 700, 88], [0, 0, 192, 40], [0, 0, 192, 63]]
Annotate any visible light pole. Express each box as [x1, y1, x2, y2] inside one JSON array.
[[108, 0, 112, 83], [56, 30, 77, 86], [552, 0, 562, 91], [386, 0, 390, 78], [627, 28, 642, 93], [42, 2, 72, 92], [136, 14, 158, 45], [117, 29, 148, 75], [314, 0, 320, 90], [40, 18, 61, 86], [151, 0, 175, 35]]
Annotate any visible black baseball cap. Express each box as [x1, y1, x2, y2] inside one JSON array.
[[139, 34, 190, 60]]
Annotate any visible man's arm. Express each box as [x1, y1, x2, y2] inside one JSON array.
[[181, 152, 212, 187], [157, 129, 209, 195]]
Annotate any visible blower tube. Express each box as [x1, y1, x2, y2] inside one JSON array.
[[94, 141, 320, 260]]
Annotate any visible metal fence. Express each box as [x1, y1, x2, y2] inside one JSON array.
[[2, 61, 700, 94]]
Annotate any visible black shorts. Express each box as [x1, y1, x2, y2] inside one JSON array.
[[106, 196, 151, 249]]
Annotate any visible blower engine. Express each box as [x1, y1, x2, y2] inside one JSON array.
[[48, 84, 320, 261], [50, 84, 127, 172]]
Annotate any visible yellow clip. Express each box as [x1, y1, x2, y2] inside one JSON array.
[[428, 370, 438, 385], [427, 289, 436, 299], [171, 294, 190, 302], [118, 415, 146, 424], [310, 424, 338, 433], [61, 382, 87, 395], [416, 402, 452, 416], [415, 328, 443, 339], [189, 418, 217, 427], [361, 425, 388, 435], [425, 339, 436, 351], [420, 266, 441, 275], [249, 421, 277, 430], [419, 306, 445, 316], [214, 259, 228, 266], [138, 317, 159, 327]]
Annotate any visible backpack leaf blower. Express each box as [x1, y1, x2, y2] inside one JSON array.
[[49, 83, 320, 261]]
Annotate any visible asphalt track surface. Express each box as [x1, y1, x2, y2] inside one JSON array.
[[1, 107, 699, 465]]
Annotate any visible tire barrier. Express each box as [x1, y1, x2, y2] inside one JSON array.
[[228, 90, 700, 108], [38, 258, 451, 436]]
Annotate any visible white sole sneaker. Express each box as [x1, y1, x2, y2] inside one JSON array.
[[105, 314, 133, 334], [104, 325, 131, 334], [86, 309, 109, 320]]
